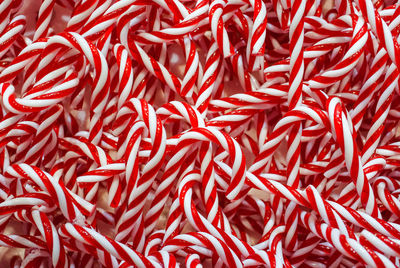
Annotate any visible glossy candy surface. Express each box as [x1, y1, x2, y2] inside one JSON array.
[[0, 0, 400, 267]]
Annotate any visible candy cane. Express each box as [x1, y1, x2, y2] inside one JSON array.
[[66, 0, 99, 33], [209, 0, 235, 58], [246, 0, 267, 71], [33, 0, 55, 41], [327, 97, 380, 217], [114, 98, 166, 244], [0, 0, 13, 35], [44, 32, 110, 144], [4, 164, 94, 221], [195, 40, 223, 114], [0, 15, 25, 59], [300, 210, 395, 267], [60, 223, 159, 267]]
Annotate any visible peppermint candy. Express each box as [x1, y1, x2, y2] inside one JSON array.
[[0, 0, 400, 267]]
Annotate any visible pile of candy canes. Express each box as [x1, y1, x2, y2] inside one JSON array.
[[2, 0, 400, 266]]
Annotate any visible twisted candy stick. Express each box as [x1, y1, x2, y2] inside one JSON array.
[[4, 164, 94, 221], [327, 97, 380, 217], [0, 15, 25, 59], [246, 0, 267, 71], [283, 0, 305, 250], [33, 0, 55, 41], [0, 0, 14, 35], [209, 0, 235, 58], [59, 223, 159, 267], [300, 210, 395, 267], [114, 99, 167, 244], [30, 210, 69, 268], [43, 32, 110, 144]]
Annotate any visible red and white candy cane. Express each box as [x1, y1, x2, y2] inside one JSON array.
[[141, 101, 205, 235], [356, 0, 400, 68], [177, 127, 246, 200], [30, 210, 69, 268], [246, 0, 267, 71], [4, 164, 94, 221], [0, 0, 14, 35], [300, 210, 395, 267], [327, 97, 380, 217], [208, 0, 235, 58], [65, 0, 98, 33], [283, 0, 306, 251], [112, 44, 135, 109], [162, 231, 243, 267], [134, 3, 209, 45], [361, 62, 399, 163], [180, 37, 203, 101], [114, 98, 167, 245], [33, 0, 56, 41], [250, 105, 329, 175], [195, 40, 223, 114], [10, 209, 69, 268], [307, 15, 368, 104], [22, 105, 63, 165], [43, 32, 110, 144], [0, 15, 25, 59], [59, 223, 159, 267]]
